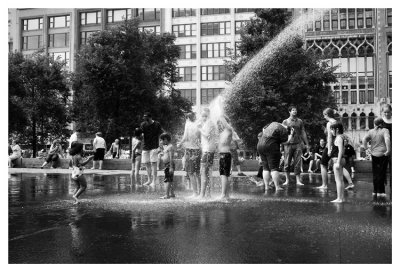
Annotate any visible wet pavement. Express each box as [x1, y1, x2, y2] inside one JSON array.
[[8, 171, 391, 263]]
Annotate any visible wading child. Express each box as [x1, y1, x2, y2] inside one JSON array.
[[69, 142, 94, 204], [159, 133, 175, 199], [330, 122, 345, 203], [217, 117, 233, 200], [131, 128, 143, 186]]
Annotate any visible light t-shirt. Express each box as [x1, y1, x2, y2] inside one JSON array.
[[93, 136, 106, 149]]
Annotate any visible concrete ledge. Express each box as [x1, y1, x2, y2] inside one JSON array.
[[11, 158, 387, 173]]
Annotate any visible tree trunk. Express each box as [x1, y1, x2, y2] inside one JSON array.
[[32, 118, 37, 158]]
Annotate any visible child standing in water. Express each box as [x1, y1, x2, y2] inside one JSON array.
[[330, 122, 345, 203], [131, 128, 143, 186], [69, 142, 94, 204], [217, 117, 233, 200], [159, 133, 175, 199]]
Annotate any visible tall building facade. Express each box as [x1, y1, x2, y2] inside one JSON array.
[[9, 8, 392, 143]]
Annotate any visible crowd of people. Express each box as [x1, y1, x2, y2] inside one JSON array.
[[8, 104, 392, 204]]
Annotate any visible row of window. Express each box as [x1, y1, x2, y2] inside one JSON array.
[[172, 8, 256, 18], [177, 65, 230, 81], [180, 88, 224, 105], [334, 90, 374, 105], [172, 21, 248, 37], [22, 33, 69, 50], [336, 112, 376, 130], [305, 8, 374, 32], [178, 42, 232, 59]]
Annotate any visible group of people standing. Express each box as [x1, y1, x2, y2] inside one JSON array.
[[255, 104, 392, 203]]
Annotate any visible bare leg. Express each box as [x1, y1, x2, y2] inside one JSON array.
[[317, 164, 328, 189], [189, 173, 198, 196], [283, 172, 290, 186], [200, 163, 209, 198], [262, 170, 271, 190], [99, 160, 103, 170], [331, 163, 344, 203], [343, 168, 353, 184], [41, 161, 48, 168], [220, 175, 229, 198], [143, 162, 152, 185], [135, 160, 141, 185], [296, 174, 304, 185], [308, 160, 314, 172], [151, 162, 157, 185], [271, 170, 283, 191]]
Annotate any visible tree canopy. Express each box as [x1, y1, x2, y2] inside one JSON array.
[[8, 51, 71, 156], [71, 19, 192, 144], [225, 9, 337, 149]]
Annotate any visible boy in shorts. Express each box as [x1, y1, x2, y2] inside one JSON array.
[[159, 133, 175, 199], [217, 117, 233, 200]]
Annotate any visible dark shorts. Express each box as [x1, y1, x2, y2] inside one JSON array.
[[257, 141, 280, 172], [94, 148, 105, 161], [219, 152, 232, 177], [201, 152, 215, 167], [45, 153, 59, 163], [321, 147, 331, 167], [164, 163, 174, 183], [185, 149, 201, 174]]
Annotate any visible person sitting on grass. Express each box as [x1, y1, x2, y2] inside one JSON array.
[[159, 133, 175, 199]]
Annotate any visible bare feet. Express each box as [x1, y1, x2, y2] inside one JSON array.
[[330, 198, 344, 203], [316, 185, 328, 189], [72, 195, 79, 204], [143, 181, 153, 186], [296, 181, 304, 186], [275, 186, 284, 191], [282, 181, 289, 186], [159, 195, 170, 199]]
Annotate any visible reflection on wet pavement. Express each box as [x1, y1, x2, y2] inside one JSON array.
[[8, 172, 391, 263]]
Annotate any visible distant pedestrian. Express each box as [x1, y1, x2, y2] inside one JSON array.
[[140, 112, 164, 186], [131, 128, 143, 186], [363, 117, 391, 197], [68, 128, 81, 149], [92, 132, 106, 170], [159, 133, 175, 199], [41, 139, 62, 169], [69, 142, 94, 204], [344, 139, 356, 174], [109, 139, 121, 159]]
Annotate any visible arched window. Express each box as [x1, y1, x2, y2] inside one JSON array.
[[368, 112, 375, 129], [360, 112, 366, 129], [334, 112, 341, 123], [342, 113, 349, 131], [351, 112, 357, 130]]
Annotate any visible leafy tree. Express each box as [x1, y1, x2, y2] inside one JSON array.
[[71, 19, 192, 144], [8, 51, 71, 156], [225, 9, 337, 150]]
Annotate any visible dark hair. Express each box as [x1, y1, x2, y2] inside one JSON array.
[[330, 122, 344, 134], [76, 129, 82, 133], [160, 133, 171, 142], [96, 132, 102, 136], [288, 105, 297, 112], [374, 117, 384, 128], [69, 142, 83, 156], [323, 108, 335, 118], [134, 127, 142, 138], [186, 112, 196, 122], [143, 112, 152, 118]]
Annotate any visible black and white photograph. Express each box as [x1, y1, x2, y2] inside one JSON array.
[[5, 0, 395, 266]]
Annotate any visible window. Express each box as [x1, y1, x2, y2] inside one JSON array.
[[331, 9, 338, 30], [179, 89, 196, 104], [51, 52, 70, 67], [49, 15, 70, 28], [235, 42, 241, 56], [357, 9, 364, 28], [178, 67, 196, 81], [140, 26, 161, 35], [351, 113, 357, 130], [348, 9, 355, 29], [201, 42, 230, 58], [368, 112, 375, 129], [367, 89, 374, 104], [235, 21, 249, 34], [359, 90, 366, 104], [340, 9, 347, 29], [388, 52, 392, 99], [22, 18, 43, 31], [342, 113, 349, 131], [48, 33, 69, 48], [334, 91, 340, 104], [323, 10, 330, 30], [314, 10, 321, 31], [172, 24, 196, 37], [81, 11, 101, 25], [235, 9, 256, 13], [201, 9, 230, 15], [172, 8, 196, 17], [178, 44, 196, 59], [201, 88, 224, 104], [342, 90, 348, 104], [134, 9, 160, 21], [365, 9, 373, 28], [387, 8, 392, 26], [201, 65, 229, 81], [107, 9, 132, 23], [22, 35, 43, 50], [351, 91, 357, 104], [360, 112, 366, 129], [80, 31, 97, 45], [201, 22, 230, 36]]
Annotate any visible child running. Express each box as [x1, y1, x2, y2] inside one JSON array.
[[69, 142, 94, 204], [131, 128, 143, 186], [159, 133, 175, 199], [330, 122, 345, 203]]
